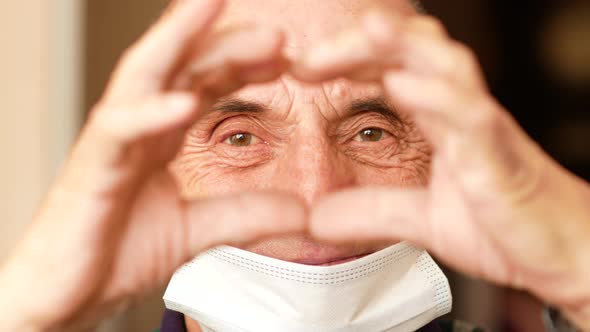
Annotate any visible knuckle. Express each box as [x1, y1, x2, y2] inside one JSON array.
[[418, 16, 448, 37], [432, 82, 457, 108], [86, 104, 127, 143], [116, 45, 141, 71], [120, 45, 137, 63], [436, 52, 461, 77], [465, 98, 503, 133], [436, 42, 478, 78], [451, 42, 479, 67]]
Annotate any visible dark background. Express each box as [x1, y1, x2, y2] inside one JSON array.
[[423, 0, 590, 179], [86, 1, 590, 330]]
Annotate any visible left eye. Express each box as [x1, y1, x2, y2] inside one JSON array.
[[354, 128, 386, 142], [225, 133, 259, 147]]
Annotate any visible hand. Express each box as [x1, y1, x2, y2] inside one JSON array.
[[0, 1, 305, 330], [293, 9, 590, 329]]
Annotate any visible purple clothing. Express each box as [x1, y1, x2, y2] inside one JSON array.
[[161, 310, 187, 332], [160, 309, 443, 332]]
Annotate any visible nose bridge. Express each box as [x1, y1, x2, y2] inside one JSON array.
[[279, 129, 353, 205], [269, 77, 356, 205]]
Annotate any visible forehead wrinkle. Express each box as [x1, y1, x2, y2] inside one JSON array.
[[319, 83, 340, 123], [320, 79, 388, 120], [277, 76, 295, 119], [210, 79, 296, 122]]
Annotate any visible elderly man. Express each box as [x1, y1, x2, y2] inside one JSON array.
[[2, 0, 590, 331]]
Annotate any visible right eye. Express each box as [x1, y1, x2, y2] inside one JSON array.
[[353, 127, 388, 142], [225, 133, 259, 147]]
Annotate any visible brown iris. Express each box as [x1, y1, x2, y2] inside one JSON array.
[[228, 133, 253, 146], [357, 128, 384, 142]]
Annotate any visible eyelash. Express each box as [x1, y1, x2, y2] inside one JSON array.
[[352, 127, 393, 143], [212, 115, 397, 147], [346, 122, 397, 143], [212, 116, 263, 144], [223, 132, 263, 147]]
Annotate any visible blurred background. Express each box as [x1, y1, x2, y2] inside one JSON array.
[[1, 0, 588, 331]]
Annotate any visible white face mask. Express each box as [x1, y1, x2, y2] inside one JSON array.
[[164, 242, 452, 332]]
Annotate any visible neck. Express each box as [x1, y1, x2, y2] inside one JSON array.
[[185, 316, 202, 332]]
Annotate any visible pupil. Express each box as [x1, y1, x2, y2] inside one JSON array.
[[231, 133, 251, 146], [362, 128, 383, 142]]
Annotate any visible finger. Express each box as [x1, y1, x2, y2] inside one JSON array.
[[361, 12, 543, 192], [294, 8, 542, 193], [290, 10, 410, 82], [384, 70, 545, 196], [292, 11, 482, 87], [175, 26, 287, 98], [88, 93, 199, 145], [310, 187, 430, 246], [190, 27, 285, 76], [106, 0, 226, 100], [290, 27, 377, 82], [364, 13, 484, 87], [383, 72, 487, 132], [184, 192, 308, 255]]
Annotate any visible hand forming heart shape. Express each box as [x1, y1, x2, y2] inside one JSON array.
[[1, 0, 590, 330]]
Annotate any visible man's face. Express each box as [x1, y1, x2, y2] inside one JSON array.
[[171, 0, 429, 265]]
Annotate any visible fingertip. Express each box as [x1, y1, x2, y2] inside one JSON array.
[[231, 28, 289, 83], [228, 27, 286, 65], [362, 10, 399, 53], [308, 193, 350, 239], [289, 49, 350, 83], [290, 29, 376, 82], [265, 192, 309, 233], [165, 93, 197, 113], [238, 56, 288, 83], [289, 62, 331, 83], [383, 72, 423, 100], [162, 93, 204, 128], [188, 26, 288, 90], [284, 200, 309, 234]]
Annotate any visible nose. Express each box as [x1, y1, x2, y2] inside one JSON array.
[[273, 131, 356, 206]]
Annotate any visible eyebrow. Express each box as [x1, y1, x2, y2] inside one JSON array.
[[210, 98, 268, 114], [210, 96, 403, 126], [346, 97, 403, 127]]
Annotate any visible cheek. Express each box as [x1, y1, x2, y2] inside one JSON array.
[[172, 149, 431, 199], [350, 141, 432, 187], [353, 163, 430, 187]]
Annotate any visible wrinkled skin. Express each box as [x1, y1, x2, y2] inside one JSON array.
[[174, 3, 424, 329], [172, 77, 428, 261], [1, 0, 590, 331]]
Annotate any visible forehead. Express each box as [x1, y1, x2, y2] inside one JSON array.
[[230, 77, 383, 109], [210, 0, 414, 116], [217, 0, 415, 49]]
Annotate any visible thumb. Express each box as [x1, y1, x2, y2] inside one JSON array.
[[309, 187, 430, 246], [183, 192, 308, 257]]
